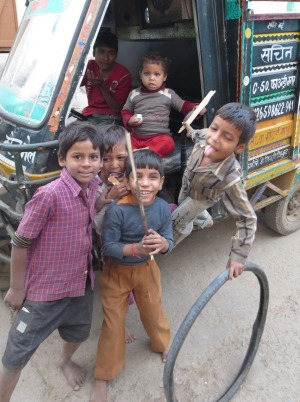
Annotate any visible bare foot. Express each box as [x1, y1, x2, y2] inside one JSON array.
[[90, 379, 107, 402], [125, 326, 136, 344], [162, 349, 168, 363], [60, 359, 86, 391]]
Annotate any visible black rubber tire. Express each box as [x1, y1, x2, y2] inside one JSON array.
[[264, 180, 300, 235], [163, 262, 269, 402]]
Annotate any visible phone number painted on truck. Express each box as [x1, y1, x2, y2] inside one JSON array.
[[252, 97, 295, 122]]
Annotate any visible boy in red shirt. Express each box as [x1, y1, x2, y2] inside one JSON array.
[[81, 31, 131, 126]]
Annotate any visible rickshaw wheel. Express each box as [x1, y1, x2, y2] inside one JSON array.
[[163, 262, 269, 402], [264, 180, 300, 235]]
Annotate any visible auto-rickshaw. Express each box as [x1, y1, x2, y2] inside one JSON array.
[[0, 0, 299, 291]]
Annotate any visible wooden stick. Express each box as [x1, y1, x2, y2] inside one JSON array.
[[125, 131, 149, 235], [178, 90, 216, 133], [125, 132, 154, 260]]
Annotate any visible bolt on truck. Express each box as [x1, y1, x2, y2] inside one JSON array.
[[0, 0, 299, 289]]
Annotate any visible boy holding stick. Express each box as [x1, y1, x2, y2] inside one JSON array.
[[173, 102, 257, 279], [90, 148, 173, 402]]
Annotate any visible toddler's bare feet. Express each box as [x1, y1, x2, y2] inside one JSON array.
[[125, 326, 136, 344], [60, 358, 86, 391], [90, 379, 107, 402]]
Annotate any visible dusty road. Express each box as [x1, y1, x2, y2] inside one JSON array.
[[0, 215, 299, 402]]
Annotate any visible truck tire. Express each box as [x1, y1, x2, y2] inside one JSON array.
[[264, 180, 300, 235]]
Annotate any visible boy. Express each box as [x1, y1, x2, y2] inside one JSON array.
[[90, 150, 173, 402], [94, 125, 129, 235], [172, 103, 257, 280], [0, 122, 104, 401], [121, 51, 205, 157], [94, 124, 136, 344], [81, 31, 131, 126]]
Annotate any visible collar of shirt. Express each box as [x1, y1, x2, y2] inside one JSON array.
[[140, 83, 166, 93], [117, 193, 137, 205], [191, 143, 241, 186], [60, 168, 100, 198]]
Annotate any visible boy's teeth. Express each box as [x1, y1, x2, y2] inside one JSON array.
[[204, 145, 215, 156]]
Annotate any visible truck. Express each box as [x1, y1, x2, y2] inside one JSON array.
[[0, 0, 299, 290]]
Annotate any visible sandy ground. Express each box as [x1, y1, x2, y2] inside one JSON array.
[[0, 215, 300, 402]]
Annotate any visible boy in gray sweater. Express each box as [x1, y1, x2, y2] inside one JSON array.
[[91, 149, 173, 402]]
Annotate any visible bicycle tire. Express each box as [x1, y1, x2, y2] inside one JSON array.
[[163, 262, 269, 402]]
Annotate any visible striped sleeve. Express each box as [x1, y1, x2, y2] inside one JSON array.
[[223, 181, 257, 264]]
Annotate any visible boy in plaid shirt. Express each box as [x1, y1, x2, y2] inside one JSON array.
[[0, 122, 104, 401]]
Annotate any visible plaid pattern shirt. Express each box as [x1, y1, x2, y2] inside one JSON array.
[[17, 168, 100, 301], [179, 132, 257, 263]]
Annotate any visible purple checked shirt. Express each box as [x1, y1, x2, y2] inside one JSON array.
[[17, 168, 100, 301]]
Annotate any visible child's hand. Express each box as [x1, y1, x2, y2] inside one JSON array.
[[141, 229, 169, 255], [4, 287, 26, 311], [128, 114, 143, 127], [87, 69, 105, 87], [95, 188, 113, 211], [107, 183, 129, 200], [182, 121, 193, 137], [227, 259, 244, 280], [199, 106, 206, 116], [192, 105, 206, 117]]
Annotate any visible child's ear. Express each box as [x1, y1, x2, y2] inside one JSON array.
[[58, 154, 66, 167], [234, 143, 247, 154], [163, 73, 168, 82], [159, 176, 165, 190]]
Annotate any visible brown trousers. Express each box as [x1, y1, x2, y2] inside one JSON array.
[[94, 258, 171, 380]]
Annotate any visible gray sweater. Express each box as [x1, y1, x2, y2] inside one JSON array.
[[102, 195, 174, 265], [123, 87, 185, 136]]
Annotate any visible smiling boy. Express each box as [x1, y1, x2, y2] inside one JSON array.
[[90, 149, 173, 402], [0, 122, 104, 402], [172, 103, 257, 280]]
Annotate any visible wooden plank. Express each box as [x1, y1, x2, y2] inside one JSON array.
[[253, 194, 285, 211], [0, 0, 6, 17], [0, 0, 18, 51]]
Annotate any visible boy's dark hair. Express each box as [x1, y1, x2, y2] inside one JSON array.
[[93, 30, 118, 55], [97, 125, 127, 153], [125, 149, 164, 178], [216, 103, 257, 145], [140, 52, 171, 74], [58, 121, 105, 159]]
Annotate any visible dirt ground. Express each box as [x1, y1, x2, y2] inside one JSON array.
[[0, 215, 299, 402]]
